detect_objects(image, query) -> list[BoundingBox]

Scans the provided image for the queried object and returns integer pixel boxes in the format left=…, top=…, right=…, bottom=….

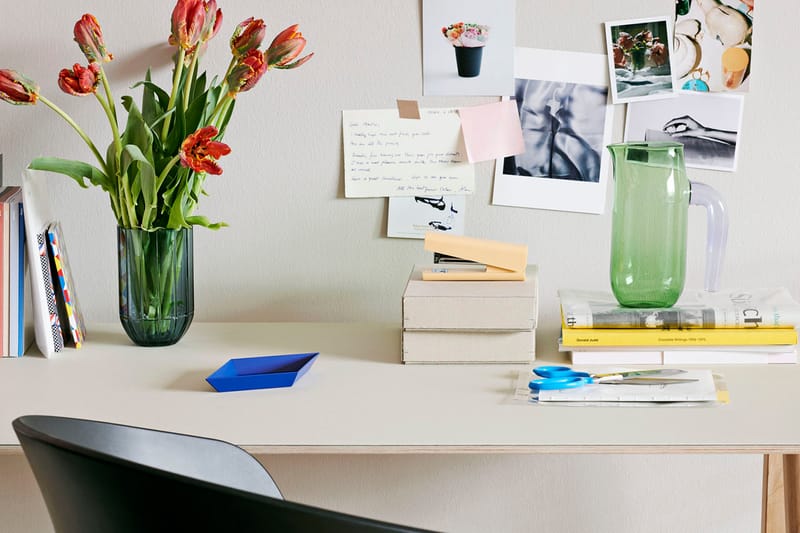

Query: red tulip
left=179, top=126, right=231, bottom=175
left=226, top=48, right=267, bottom=95
left=58, top=63, right=101, bottom=96
left=266, top=24, right=313, bottom=69
left=0, top=69, right=39, bottom=105
left=74, top=14, right=113, bottom=63
left=199, top=0, right=223, bottom=44
left=230, top=17, right=266, bottom=58
left=169, top=0, right=205, bottom=51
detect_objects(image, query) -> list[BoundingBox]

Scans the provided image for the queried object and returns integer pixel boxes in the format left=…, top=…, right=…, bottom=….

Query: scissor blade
left=600, top=378, right=699, bottom=386
left=593, top=369, right=687, bottom=379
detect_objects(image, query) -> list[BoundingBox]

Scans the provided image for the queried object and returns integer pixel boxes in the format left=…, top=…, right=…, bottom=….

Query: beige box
left=402, top=329, right=536, bottom=364
left=402, top=265, right=538, bottom=331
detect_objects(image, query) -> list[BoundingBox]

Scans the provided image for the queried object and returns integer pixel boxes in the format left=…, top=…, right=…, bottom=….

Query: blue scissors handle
left=533, top=365, right=591, bottom=379
left=529, top=365, right=594, bottom=392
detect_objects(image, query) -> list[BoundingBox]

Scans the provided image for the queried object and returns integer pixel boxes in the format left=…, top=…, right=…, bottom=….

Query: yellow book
left=560, top=325, right=798, bottom=347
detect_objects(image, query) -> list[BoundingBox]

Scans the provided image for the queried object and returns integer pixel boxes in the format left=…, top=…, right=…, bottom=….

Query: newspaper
left=559, top=288, right=800, bottom=329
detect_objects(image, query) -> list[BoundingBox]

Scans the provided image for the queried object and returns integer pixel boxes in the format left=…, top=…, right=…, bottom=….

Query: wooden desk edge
left=6, top=444, right=800, bottom=455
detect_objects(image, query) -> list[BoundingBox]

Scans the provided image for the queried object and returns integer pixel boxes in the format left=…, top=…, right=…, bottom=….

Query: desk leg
left=763, top=454, right=786, bottom=533
left=785, top=455, right=799, bottom=533
left=763, top=454, right=800, bottom=533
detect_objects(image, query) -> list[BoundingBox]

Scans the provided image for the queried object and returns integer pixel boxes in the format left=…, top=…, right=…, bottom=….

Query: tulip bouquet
left=0, top=1, right=312, bottom=346
left=0, top=0, right=312, bottom=231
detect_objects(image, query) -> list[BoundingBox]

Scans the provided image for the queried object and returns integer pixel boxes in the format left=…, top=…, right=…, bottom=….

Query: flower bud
left=74, top=14, right=113, bottom=63
left=266, top=24, right=313, bottom=69
left=226, top=48, right=267, bottom=95
left=58, top=63, right=102, bottom=96
left=230, top=17, right=266, bottom=58
left=0, top=69, right=39, bottom=105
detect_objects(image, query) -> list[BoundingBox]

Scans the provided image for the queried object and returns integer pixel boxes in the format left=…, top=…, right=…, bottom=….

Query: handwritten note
left=343, top=108, right=475, bottom=198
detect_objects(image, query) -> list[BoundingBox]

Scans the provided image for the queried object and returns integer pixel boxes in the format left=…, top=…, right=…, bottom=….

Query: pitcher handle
left=689, top=181, right=728, bottom=292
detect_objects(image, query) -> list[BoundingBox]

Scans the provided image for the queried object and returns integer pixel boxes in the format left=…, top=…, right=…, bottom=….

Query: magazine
left=559, top=288, right=800, bottom=329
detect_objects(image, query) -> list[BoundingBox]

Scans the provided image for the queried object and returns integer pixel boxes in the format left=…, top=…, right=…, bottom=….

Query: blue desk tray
left=206, top=352, right=319, bottom=392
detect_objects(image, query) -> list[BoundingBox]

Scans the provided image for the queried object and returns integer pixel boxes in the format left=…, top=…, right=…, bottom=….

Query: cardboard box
left=402, top=329, right=535, bottom=364
left=402, top=264, right=538, bottom=331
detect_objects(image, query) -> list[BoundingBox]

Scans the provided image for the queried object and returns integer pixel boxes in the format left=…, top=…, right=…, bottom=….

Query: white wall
left=1, top=0, right=793, bottom=531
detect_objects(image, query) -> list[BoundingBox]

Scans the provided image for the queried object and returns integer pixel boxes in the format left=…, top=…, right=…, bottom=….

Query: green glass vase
left=117, top=227, right=194, bottom=346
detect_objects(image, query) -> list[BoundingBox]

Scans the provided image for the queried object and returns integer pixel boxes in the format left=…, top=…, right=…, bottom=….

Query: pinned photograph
left=493, top=48, right=613, bottom=214
left=674, top=0, right=753, bottom=92
left=387, top=195, right=465, bottom=239
left=605, top=17, right=677, bottom=103
left=625, top=91, right=744, bottom=171
left=422, top=0, right=515, bottom=96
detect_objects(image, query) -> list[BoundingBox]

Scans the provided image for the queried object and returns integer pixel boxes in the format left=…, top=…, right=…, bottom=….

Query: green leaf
left=217, top=98, right=236, bottom=139
left=186, top=215, right=227, bottom=230
left=139, top=70, right=164, bottom=128
left=121, top=144, right=157, bottom=220
left=132, top=77, right=170, bottom=112
left=28, top=158, right=112, bottom=192
left=121, top=96, right=154, bottom=161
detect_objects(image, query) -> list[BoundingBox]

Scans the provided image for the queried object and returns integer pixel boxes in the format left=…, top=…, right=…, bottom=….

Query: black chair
left=13, top=415, right=435, bottom=533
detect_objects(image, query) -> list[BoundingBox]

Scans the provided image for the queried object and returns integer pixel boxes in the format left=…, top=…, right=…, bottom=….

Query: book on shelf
left=47, top=222, right=86, bottom=348
left=563, top=343, right=798, bottom=365
left=559, top=288, right=800, bottom=329
left=23, top=170, right=64, bottom=357
left=559, top=324, right=798, bottom=347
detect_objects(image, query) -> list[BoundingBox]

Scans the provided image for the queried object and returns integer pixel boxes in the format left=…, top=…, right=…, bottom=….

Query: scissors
left=528, top=365, right=695, bottom=392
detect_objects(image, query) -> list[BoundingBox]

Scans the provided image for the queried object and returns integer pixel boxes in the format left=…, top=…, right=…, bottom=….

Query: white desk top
left=1, top=323, right=798, bottom=454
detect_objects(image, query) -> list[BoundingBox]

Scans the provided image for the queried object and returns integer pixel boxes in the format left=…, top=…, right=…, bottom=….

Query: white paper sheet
left=343, top=108, right=474, bottom=198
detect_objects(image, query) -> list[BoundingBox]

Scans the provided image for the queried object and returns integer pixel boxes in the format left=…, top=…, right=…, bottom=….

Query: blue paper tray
left=206, top=352, right=319, bottom=392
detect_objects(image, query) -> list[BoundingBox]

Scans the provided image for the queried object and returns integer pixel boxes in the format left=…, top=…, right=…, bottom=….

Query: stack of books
left=0, top=186, right=33, bottom=357
left=401, top=264, right=538, bottom=363
left=558, top=288, right=800, bottom=365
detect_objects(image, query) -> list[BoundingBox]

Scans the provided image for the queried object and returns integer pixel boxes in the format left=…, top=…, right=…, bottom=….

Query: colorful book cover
left=36, top=231, right=63, bottom=354
left=47, top=222, right=85, bottom=348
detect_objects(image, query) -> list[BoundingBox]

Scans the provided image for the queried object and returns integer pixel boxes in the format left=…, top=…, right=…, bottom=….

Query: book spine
left=8, top=195, right=20, bottom=357
left=560, top=326, right=798, bottom=346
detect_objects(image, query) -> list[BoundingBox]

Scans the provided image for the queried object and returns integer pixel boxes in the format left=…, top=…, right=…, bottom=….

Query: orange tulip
left=0, top=69, right=39, bottom=105
left=230, top=17, right=266, bottom=58
left=74, top=14, right=113, bottom=63
left=58, top=63, right=102, bottom=96
left=226, top=48, right=267, bottom=95
left=266, top=24, right=313, bottom=69
left=180, top=126, right=231, bottom=175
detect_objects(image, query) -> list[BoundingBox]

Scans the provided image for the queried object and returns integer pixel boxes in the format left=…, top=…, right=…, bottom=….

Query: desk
left=0, top=323, right=797, bottom=531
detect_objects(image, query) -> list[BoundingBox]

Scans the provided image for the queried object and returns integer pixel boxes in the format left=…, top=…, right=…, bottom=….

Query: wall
left=1, top=0, right=794, bottom=531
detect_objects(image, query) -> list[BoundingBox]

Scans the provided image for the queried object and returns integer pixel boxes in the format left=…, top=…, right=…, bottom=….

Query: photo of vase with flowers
left=441, top=22, right=489, bottom=77
left=0, top=0, right=312, bottom=346
left=605, top=17, right=676, bottom=104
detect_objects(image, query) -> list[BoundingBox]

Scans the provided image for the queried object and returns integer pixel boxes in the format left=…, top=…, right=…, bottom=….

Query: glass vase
left=118, top=226, right=194, bottom=346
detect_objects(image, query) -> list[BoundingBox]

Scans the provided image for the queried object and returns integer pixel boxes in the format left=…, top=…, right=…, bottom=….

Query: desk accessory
left=528, top=365, right=696, bottom=391
left=608, top=142, right=727, bottom=307
left=402, top=264, right=538, bottom=363
left=422, top=232, right=528, bottom=281
left=206, top=352, right=319, bottom=392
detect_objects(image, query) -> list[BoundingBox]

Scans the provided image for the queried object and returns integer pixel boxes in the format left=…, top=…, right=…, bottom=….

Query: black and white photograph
left=605, top=17, right=677, bottom=104
left=624, top=91, right=744, bottom=171
left=493, top=48, right=613, bottom=214
left=387, top=195, right=466, bottom=239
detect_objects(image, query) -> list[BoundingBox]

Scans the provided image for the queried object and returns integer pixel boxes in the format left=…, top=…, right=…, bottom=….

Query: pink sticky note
left=458, top=100, right=525, bottom=163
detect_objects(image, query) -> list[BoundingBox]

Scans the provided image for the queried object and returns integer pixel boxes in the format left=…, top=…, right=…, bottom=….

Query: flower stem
left=182, top=51, right=199, bottom=113
left=38, top=95, right=108, bottom=175
left=161, top=48, right=186, bottom=144
left=99, top=65, right=117, bottom=123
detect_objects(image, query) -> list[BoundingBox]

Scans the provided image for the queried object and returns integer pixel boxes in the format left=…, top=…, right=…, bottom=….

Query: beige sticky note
left=397, top=99, right=421, bottom=119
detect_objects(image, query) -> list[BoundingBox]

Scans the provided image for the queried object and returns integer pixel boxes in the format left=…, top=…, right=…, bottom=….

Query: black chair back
left=14, top=415, right=434, bottom=533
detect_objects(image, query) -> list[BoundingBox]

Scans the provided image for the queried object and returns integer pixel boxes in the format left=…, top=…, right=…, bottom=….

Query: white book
left=22, top=170, right=63, bottom=357
left=568, top=346, right=797, bottom=365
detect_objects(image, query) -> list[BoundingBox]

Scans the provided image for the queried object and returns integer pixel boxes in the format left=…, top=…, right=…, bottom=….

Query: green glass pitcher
left=607, top=142, right=728, bottom=308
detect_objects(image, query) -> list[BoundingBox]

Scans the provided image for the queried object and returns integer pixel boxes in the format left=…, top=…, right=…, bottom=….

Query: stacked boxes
left=401, top=264, right=538, bottom=363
